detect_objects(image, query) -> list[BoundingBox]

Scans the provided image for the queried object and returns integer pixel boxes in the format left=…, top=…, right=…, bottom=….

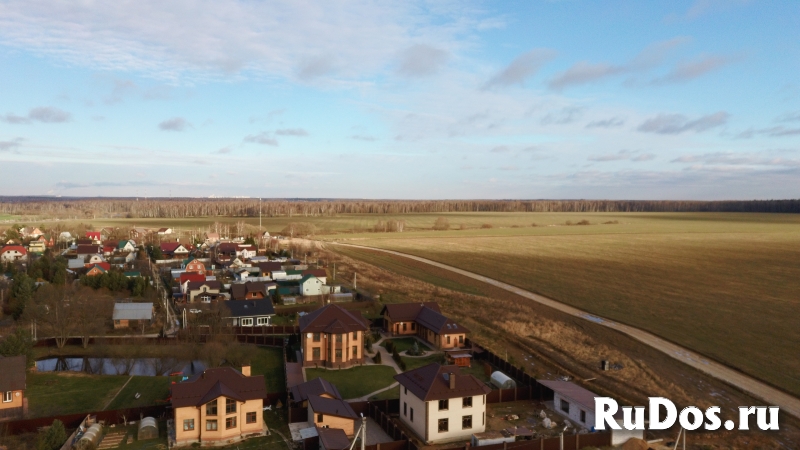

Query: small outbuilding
left=137, top=417, right=159, bottom=440
left=112, top=302, right=154, bottom=329
left=77, top=423, right=103, bottom=449
left=471, top=431, right=514, bottom=447
left=490, top=371, right=516, bottom=389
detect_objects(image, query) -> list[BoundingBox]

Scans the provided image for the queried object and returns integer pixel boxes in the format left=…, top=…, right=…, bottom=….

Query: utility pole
left=353, top=273, right=357, bottom=290
left=333, top=262, right=336, bottom=282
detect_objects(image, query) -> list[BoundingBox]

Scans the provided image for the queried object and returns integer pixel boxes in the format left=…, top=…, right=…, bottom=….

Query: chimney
left=449, top=373, right=456, bottom=390
left=242, top=365, right=251, bottom=377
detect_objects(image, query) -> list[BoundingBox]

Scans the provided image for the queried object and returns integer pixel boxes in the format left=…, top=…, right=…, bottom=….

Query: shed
left=113, top=303, right=154, bottom=329
left=447, top=352, right=472, bottom=367
left=490, top=371, right=516, bottom=389
left=137, top=417, right=158, bottom=440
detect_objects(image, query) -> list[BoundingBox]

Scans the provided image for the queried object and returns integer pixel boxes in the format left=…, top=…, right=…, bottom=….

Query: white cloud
left=483, top=49, right=557, bottom=89
left=158, top=117, right=191, bottom=131
left=637, top=111, right=729, bottom=134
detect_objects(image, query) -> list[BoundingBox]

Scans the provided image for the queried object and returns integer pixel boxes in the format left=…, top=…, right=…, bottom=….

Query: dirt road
left=330, top=242, right=800, bottom=419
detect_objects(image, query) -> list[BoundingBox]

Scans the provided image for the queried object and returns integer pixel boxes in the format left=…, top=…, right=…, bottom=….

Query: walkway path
left=348, top=335, right=401, bottom=402
left=331, top=242, right=800, bottom=419
left=102, top=375, right=133, bottom=411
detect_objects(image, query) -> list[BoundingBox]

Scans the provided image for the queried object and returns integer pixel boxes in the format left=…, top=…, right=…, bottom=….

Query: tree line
left=1, top=198, right=799, bottom=219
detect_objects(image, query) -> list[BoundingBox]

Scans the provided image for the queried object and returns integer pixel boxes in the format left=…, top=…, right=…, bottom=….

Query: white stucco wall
left=553, top=392, right=595, bottom=429
left=399, top=387, right=486, bottom=444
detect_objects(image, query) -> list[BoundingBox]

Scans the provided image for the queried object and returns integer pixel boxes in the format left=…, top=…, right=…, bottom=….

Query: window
left=335, top=349, right=342, bottom=359
left=483, top=412, right=485, bottom=426
left=580, top=410, right=586, bottom=423
left=257, top=317, right=268, bottom=325
left=206, top=401, right=217, bottom=416
left=438, top=399, right=449, bottom=411
left=352, top=332, right=357, bottom=339
left=462, top=415, right=472, bottom=429
left=352, top=346, right=358, bottom=359
left=483, top=395, right=485, bottom=405
left=411, top=323, right=416, bottom=331
left=404, top=387, right=408, bottom=395
left=225, top=417, right=237, bottom=429
left=446, top=335, right=451, bottom=344
left=312, top=348, right=320, bottom=359
left=402, top=323, right=407, bottom=331
left=183, top=419, right=194, bottom=431
left=560, top=399, right=570, bottom=413
left=410, top=408, right=414, bottom=422
left=336, top=334, right=343, bottom=343
left=459, top=335, right=464, bottom=344
left=313, top=333, right=321, bottom=342
left=3, top=392, right=12, bottom=403
left=206, top=420, right=218, bottom=431
left=463, top=397, right=472, bottom=408
left=403, top=402, right=407, bottom=416
left=438, top=418, right=449, bottom=432
left=241, top=318, right=253, bottom=326
left=226, top=398, right=237, bottom=414
left=247, top=412, right=258, bottom=424
left=317, top=414, right=324, bottom=423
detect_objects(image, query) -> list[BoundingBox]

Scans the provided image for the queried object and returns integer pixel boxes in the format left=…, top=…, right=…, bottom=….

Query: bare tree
left=26, top=285, right=79, bottom=349
left=73, top=287, right=113, bottom=348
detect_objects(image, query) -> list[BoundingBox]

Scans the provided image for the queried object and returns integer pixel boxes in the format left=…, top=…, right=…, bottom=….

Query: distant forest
left=1, top=197, right=799, bottom=218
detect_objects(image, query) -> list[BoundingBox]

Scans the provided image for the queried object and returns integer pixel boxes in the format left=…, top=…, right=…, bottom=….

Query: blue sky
left=1, top=0, right=798, bottom=199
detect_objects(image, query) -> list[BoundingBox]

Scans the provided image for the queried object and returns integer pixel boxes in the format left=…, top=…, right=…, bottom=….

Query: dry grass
left=337, top=213, right=800, bottom=397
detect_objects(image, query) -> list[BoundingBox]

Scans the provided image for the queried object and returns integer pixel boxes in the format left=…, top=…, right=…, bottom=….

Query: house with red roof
left=86, top=262, right=111, bottom=277
left=0, top=245, right=27, bottom=263
left=184, top=257, right=206, bottom=275
left=85, top=231, right=102, bottom=242
left=160, top=242, right=191, bottom=258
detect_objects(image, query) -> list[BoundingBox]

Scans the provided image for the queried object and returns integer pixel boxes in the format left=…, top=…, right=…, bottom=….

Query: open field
left=327, top=212, right=800, bottom=398
left=305, top=365, right=397, bottom=399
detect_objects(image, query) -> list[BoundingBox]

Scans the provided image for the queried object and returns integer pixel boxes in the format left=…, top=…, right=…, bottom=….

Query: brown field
left=323, top=212, right=800, bottom=399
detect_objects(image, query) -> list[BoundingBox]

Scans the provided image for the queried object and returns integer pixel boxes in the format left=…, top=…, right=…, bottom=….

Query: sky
left=0, top=0, right=799, bottom=200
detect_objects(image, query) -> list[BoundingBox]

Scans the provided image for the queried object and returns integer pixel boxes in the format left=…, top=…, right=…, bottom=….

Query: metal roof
left=536, top=379, right=599, bottom=410
left=112, top=303, right=154, bottom=320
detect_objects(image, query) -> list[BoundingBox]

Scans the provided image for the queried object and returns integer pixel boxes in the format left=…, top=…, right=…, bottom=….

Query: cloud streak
left=483, top=48, right=557, bottom=89
left=158, top=117, right=191, bottom=131
left=637, top=111, right=729, bottom=134
left=397, top=44, right=448, bottom=77
left=1, top=106, right=72, bottom=124
left=275, top=128, right=309, bottom=136
left=243, top=132, right=278, bottom=146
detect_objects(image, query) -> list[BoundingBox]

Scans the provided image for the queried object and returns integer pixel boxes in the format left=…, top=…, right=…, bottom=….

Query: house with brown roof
left=301, top=268, right=327, bottom=284
left=76, top=244, right=101, bottom=256
left=231, top=282, right=268, bottom=301
left=381, top=302, right=468, bottom=350
left=307, top=394, right=357, bottom=436
left=161, top=242, right=190, bottom=259
left=289, top=377, right=343, bottom=407
left=186, top=281, right=223, bottom=303
left=395, top=363, right=491, bottom=444
left=0, top=355, right=27, bottom=421
left=299, top=304, right=368, bottom=368
left=317, top=427, right=352, bottom=450
left=170, top=366, right=267, bottom=447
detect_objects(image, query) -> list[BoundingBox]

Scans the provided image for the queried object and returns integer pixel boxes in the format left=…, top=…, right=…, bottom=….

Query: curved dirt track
left=331, top=242, right=800, bottom=419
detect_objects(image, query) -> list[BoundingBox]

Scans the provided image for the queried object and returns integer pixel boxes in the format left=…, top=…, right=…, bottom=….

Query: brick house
left=307, top=395, right=357, bottom=436
left=299, top=304, right=368, bottom=368
left=381, top=302, right=469, bottom=350
left=184, top=257, right=206, bottom=275
left=0, top=355, right=26, bottom=421
left=395, top=363, right=491, bottom=444
left=170, top=367, right=266, bottom=447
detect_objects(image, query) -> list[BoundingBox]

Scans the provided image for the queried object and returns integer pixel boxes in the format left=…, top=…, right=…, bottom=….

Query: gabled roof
left=186, top=280, right=222, bottom=291
left=381, top=302, right=441, bottom=322
left=0, top=355, right=26, bottom=391
left=1, top=245, right=27, bottom=255
left=160, top=242, right=187, bottom=252
left=317, top=427, right=351, bottom=450
left=170, top=367, right=266, bottom=408
left=113, top=302, right=153, bottom=320
left=302, top=269, right=328, bottom=278
left=231, top=282, right=267, bottom=300
left=256, top=261, right=282, bottom=273
left=180, top=273, right=206, bottom=285
left=299, top=274, right=321, bottom=284
left=117, top=240, right=131, bottom=249
left=394, top=363, right=490, bottom=402
left=87, top=262, right=111, bottom=272
left=299, top=304, right=368, bottom=334
left=415, top=306, right=469, bottom=334
left=76, top=244, right=100, bottom=255
left=290, top=377, right=343, bottom=403
left=307, top=394, right=357, bottom=418
left=225, top=299, right=275, bottom=318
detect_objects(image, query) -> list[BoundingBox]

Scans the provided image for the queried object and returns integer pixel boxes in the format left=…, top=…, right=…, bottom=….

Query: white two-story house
left=395, top=363, right=491, bottom=444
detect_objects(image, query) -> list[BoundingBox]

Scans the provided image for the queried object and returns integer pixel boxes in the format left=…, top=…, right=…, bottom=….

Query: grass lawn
left=381, top=337, right=431, bottom=353
left=26, top=373, right=129, bottom=418
left=401, top=354, right=445, bottom=371
left=106, top=376, right=177, bottom=411
left=334, top=212, right=800, bottom=397
left=305, top=365, right=397, bottom=399
left=369, top=386, right=400, bottom=401
left=250, top=346, right=285, bottom=393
